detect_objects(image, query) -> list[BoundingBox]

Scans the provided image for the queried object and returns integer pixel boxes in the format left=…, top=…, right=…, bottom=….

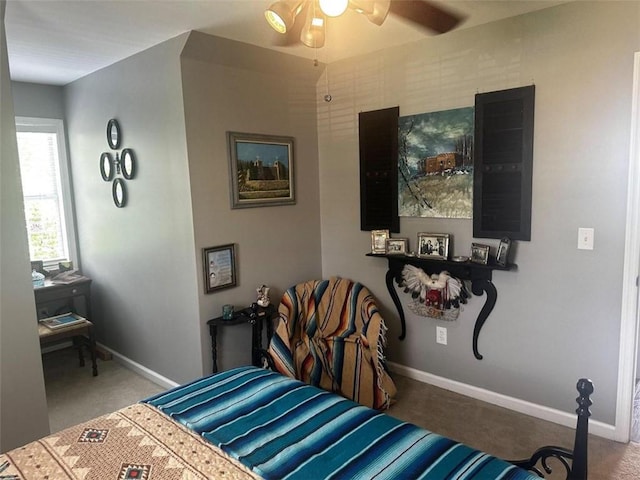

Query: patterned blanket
left=267, top=277, right=397, bottom=409
left=146, top=366, right=541, bottom=480
left=0, top=402, right=258, bottom=480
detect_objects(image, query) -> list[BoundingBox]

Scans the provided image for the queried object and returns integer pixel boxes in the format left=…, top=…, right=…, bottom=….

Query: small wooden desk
left=38, top=319, right=98, bottom=376
left=34, top=277, right=92, bottom=319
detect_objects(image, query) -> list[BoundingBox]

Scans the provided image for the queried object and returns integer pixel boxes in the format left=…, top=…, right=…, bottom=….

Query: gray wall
left=318, top=1, right=640, bottom=425
left=64, top=34, right=204, bottom=384
left=180, top=32, right=323, bottom=372
left=11, top=81, right=64, bottom=118
left=62, top=31, right=324, bottom=383
left=0, top=0, right=49, bottom=451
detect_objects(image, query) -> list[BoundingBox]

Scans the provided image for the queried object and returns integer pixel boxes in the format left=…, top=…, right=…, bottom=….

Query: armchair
left=266, top=277, right=397, bottom=409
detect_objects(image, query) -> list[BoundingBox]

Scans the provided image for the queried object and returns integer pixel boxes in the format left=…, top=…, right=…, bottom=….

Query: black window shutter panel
left=473, top=86, right=534, bottom=241
left=359, top=106, right=400, bottom=233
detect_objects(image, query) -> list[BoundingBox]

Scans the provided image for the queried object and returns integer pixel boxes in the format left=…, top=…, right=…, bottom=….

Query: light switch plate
left=578, top=227, right=594, bottom=250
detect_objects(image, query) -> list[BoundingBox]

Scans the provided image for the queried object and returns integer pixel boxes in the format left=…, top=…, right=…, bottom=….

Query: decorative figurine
left=256, top=285, right=270, bottom=307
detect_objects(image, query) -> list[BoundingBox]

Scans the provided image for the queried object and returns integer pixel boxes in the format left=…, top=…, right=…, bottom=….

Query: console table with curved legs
left=367, top=253, right=515, bottom=360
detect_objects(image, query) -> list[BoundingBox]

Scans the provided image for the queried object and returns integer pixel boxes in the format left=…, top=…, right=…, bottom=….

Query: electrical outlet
left=436, top=326, right=447, bottom=345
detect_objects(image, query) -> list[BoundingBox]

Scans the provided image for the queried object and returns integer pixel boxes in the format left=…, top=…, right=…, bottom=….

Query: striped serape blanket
left=144, top=366, right=540, bottom=480
left=267, top=277, right=397, bottom=410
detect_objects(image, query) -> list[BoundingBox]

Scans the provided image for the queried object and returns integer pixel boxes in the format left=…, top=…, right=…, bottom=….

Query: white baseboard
left=97, top=342, right=180, bottom=390
left=388, top=361, right=616, bottom=441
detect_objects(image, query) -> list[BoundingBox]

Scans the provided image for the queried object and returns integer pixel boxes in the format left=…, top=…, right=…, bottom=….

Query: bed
left=0, top=366, right=592, bottom=480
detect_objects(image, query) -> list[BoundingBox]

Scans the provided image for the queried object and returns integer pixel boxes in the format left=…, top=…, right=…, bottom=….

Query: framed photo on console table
left=496, top=237, right=511, bottom=266
left=470, top=243, right=490, bottom=265
left=386, top=238, right=408, bottom=255
left=371, top=229, right=390, bottom=254
left=227, top=131, right=295, bottom=209
left=203, top=244, right=237, bottom=293
left=417, top=233, right=449, bottom=260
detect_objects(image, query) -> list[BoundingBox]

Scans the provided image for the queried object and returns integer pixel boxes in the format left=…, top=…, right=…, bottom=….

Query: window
left=15, top=117, right=78, bottom=268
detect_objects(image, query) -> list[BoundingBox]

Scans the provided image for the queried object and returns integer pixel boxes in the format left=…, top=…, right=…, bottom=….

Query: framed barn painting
left=227, top=132, right=295, bottom=208
left=398, top=107, right=474, bottom=218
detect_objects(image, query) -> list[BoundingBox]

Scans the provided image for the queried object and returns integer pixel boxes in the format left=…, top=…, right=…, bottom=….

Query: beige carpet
left=44, top=348, right=639, bottom=479
left=388, top=375, right=640, bottom=479
left=42, top=347, right=164, bottom=433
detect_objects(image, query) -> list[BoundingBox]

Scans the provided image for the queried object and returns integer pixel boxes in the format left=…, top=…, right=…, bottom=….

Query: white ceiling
left=4, top=0, right=568, bottom=86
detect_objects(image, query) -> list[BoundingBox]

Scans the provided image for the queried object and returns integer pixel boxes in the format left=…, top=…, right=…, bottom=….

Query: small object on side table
left=32, top=269, right=45, bottom=287
left=256, top=285, right=270, bottom=307
left=222, top=304, right=234, bottom=320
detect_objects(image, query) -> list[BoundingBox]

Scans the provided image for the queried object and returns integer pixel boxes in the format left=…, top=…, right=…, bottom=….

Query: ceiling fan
left=265, top=0, right=463, bottom=49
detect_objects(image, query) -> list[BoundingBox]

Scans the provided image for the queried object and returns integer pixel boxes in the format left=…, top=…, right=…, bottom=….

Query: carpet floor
left=42, top=347, right=164, bottom=434
left=43, top=348, right=639, bottom=479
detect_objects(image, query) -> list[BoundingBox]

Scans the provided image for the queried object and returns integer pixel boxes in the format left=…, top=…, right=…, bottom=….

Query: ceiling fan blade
left=388, top=0, right=463, bottom=34
left=271, top=1, right=309, bottom=46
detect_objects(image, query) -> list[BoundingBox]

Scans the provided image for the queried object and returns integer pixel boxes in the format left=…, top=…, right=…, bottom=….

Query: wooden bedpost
left=569, top=378, right=593, bottom=480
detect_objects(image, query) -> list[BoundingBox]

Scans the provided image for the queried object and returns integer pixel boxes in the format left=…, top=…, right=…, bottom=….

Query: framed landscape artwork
left=398, top=107, right=474, bottom=218
left=227, top=132, right=295, bottom=208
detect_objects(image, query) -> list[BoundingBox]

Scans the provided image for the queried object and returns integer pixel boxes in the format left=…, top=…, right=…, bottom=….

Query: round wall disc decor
left=100, top=152, right=114, bottom=181
left=103, top=118, right=137, bottom=207
left=107, top=118, right=121, bottom=150
left=112, top=178, right=127, bottom=208
left=121, top=148, right=136, bottom=179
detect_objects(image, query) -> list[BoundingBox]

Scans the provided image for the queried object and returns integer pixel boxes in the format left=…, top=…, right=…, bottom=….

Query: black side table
left=206, top=303, right=276, bottom=373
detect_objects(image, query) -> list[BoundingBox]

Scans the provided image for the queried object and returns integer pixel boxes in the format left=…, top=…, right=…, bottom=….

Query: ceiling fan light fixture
left=348, top=0, right=374, bottom=15
left=300, top=5, right=326, bottom=48
left=365, top=0, right=391, bottom=26
left=265, top=10, right=288, bottom=34
left=265, top=0, right=304, bottom=34
left=319, top=0, right=348, bottom=17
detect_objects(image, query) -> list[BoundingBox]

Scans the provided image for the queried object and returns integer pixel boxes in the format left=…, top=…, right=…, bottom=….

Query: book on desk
left=49, top=270, right=90, bottom=285
left=39, top=312, right=86, bottom=330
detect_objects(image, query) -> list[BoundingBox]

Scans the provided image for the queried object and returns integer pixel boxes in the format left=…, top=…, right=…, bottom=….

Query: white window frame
left=15, top=116, right=79, bottom=269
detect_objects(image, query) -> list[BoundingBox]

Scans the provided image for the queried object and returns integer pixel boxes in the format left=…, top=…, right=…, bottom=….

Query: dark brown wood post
left=570, top=378, right=593, bottom=480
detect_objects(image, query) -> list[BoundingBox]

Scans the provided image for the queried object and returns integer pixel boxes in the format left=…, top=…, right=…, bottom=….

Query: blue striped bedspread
left=143, top=366, right=539, bottom=480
